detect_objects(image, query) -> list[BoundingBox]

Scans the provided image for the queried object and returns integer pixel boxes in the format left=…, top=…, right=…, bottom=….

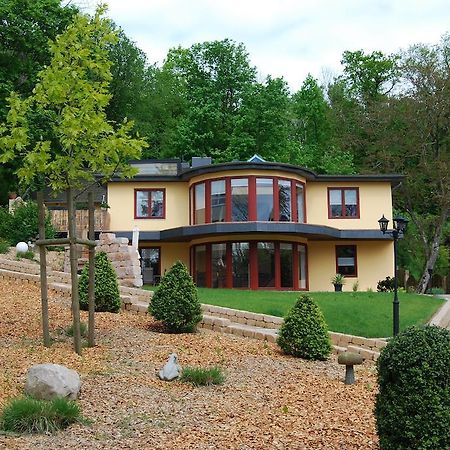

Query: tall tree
left=0, top=0, right=78, bottom=203
left=161, top=39, right=257, bottom=161
left=0, top=6, right=147, bottom=352
left=291, top=75, right=354, bottom=174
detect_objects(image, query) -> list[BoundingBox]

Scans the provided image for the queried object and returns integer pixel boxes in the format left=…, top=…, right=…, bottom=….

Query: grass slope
left=196, top=289, right=444, bottom=338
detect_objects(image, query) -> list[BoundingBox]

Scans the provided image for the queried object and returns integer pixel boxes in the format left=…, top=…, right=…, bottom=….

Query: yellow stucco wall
left=107, top=181, right=189, bottom=231
left=306, top=181, right=393, bottom=229
left=308, top=240, right=394, bottom=291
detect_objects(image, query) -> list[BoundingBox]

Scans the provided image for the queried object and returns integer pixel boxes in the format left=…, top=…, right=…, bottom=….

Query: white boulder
left=25, top=363, right=81, bottom=400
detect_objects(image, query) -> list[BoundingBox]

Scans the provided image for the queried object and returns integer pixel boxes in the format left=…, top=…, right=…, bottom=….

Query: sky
left=73, top=0, right=450, bottom=92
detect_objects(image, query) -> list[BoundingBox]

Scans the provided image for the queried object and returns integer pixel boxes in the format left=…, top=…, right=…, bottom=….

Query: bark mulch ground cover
left=0, top=278, right=379, bottom=449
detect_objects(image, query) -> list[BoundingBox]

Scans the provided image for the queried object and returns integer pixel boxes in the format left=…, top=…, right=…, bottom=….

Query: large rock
left=25, top=363, right=81, bottom=400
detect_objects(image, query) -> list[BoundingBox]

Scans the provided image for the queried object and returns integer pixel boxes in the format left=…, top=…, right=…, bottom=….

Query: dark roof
left=113, top=222, right=393, bottom=242
left=36, top=183, right=107, bottom=204
left=110, top=159, right=403, bottom=186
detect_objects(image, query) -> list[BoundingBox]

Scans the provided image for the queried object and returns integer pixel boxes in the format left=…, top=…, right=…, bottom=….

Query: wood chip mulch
left=0, top=279, right=379, bottom=449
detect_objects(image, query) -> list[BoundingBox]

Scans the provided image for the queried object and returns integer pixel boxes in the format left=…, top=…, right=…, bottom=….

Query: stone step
left=49, top=282, right=72, bottom=295
left=126, top=300, right=149, bottom=314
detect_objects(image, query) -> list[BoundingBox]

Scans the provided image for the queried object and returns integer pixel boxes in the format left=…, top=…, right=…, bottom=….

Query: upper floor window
left=328, top=188, right=359, bottom=218
left=191, top=176, right=305, bottom=224
left=135, top=189, right=165, bottom=219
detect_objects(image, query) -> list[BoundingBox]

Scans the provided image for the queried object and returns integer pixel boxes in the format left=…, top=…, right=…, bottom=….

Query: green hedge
left=277, top=294, right=332, bottom=360
left=149, top=261, right=202, bottom=333
left=375, top=325, right=450, bottom=449
left=78, top=251, right=121, bottom=313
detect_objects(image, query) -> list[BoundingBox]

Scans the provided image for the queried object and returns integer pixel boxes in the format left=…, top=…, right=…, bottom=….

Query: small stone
left=25, top=363, right=81, bottom=400
left=158, top=353, right=181, bottom=381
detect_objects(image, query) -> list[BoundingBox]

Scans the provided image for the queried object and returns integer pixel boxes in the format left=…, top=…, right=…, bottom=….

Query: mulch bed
left=0, top=279, right=379, bottom=449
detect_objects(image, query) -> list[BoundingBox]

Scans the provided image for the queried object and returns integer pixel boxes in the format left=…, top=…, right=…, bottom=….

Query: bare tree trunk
left=37, top=191, right=50, bottom=347
left=67, top=188, right=82, bottom=355
left=416, top=210, right=448, bottom=294
left=87, top=191, right=96, bottom=347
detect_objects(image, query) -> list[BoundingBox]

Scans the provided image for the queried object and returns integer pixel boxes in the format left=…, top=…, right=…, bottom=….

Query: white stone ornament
left=158, top=353, right=182, bottom=381
left=16, top=241, right=29, bottom=254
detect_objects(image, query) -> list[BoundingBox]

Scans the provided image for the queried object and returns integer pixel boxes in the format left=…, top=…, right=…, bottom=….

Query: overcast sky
left=74, top=0, right=449, bottom=92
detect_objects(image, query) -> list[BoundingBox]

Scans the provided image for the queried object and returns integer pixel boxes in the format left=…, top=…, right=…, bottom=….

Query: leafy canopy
left=0, top=5, right=146, bottom=192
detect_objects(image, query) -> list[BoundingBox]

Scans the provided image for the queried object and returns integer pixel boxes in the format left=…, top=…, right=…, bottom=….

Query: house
left=106, top=157, right=402, bottom=291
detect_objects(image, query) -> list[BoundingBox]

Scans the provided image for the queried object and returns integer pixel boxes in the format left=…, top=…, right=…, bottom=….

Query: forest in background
left=0, top=0, right=448, bottom=290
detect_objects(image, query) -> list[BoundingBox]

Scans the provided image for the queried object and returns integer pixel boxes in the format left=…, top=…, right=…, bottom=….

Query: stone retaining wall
left=201, top=304, right=387, bottom=360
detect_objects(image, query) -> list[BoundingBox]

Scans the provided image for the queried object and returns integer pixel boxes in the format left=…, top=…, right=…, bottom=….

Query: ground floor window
left=192, top=241, right=307, bottom=290
left=140, top=247, right=161, bottom=285
left=336, top=245, right=357, bottom=276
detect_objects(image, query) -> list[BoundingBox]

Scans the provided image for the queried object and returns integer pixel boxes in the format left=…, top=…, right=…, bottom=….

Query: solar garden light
left=378, top=215, right=409, bottom=336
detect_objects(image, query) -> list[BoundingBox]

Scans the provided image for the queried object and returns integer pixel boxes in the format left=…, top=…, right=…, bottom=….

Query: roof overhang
left=114, top=222, right=392, bottom=243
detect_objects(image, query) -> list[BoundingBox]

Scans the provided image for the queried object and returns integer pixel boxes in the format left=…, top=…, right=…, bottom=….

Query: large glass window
left=336, top=245, right=357, bottom=276
left=280, top=243, right=293, bottom=287
left=256, top=178, right=274, bottom=221
left=211, top=180, right=226, bottom=223
left=278, top=180, right=292, bottom=221
left=232, top=242, right=250, bottom=287
left=231, top=179, right=248, bottom=221
left=328, top=188, right=359, bottom=218
left=194, top=183, right=206, bottom=224
left=190, top=176, right=307, bottom=224
left=140, top=248, right=160, bottom=285
left=257, top=242, right=275, bottom=287
left=298, top=244, right=307, bottom=289
left=296, top=183, right=305, bottom=223
left=194, top=245, right=207, bottom=287
left=212, top=243, right=227, bottom=288
left=135, top=189, right=165, bottom=218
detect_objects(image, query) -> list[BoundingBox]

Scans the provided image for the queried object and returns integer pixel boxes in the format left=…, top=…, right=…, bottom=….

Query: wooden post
left=67, top=188, right=82, bottom=355
left=88, top=191, right=96, bottom=347
left=37, top=191, right=51, bottom=347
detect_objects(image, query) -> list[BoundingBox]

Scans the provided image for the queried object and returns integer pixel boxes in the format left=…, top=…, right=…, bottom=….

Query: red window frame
left=191, top=240, right=309, bottom=290
left=190, top=176, right=307, bottom=224
left=335, top=245, right=358, bottom=277
left=134, top=188, right=166, bottom=219
left=327, top=187, right=360, bottom=219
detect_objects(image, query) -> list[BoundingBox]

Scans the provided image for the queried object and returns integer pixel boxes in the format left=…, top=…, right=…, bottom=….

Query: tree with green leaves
left=0, top=6, right=146, bottom=353
left=0, top=0, right=78, bottom=204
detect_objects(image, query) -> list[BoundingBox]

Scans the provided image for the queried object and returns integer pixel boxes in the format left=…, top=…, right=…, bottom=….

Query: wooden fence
left=49, top=209, right=110, bottom=234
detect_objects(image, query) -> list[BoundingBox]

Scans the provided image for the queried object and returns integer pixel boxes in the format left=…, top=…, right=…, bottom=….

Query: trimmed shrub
left=180, top=366, right=225, bottom=386
left=78, top=251, right=121, bottom=313
left=375, top=325, right=450, bottom=450
left=149, top=261, right=202, bottom=332
left=0, top=396, right=82, bottom=434
left=277, top=294, right=332, bottom=360
left=377, top=276, right=395, bottom=292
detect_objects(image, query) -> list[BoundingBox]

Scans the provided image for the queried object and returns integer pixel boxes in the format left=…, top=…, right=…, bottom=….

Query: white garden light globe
left=16, top=242, right=29, bottom=254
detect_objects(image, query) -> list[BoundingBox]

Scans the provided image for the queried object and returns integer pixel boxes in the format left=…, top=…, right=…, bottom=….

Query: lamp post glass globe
left=378, top=215, right=389, bottom=234
left=16, top=242, right=29, bottom=254
left=393, top=216, right=409, bottom=234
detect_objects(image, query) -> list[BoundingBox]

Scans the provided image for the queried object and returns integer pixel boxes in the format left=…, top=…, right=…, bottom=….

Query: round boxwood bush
left=277, top=294, right=332, bottom=360
left=149, top=261, right=202, bottom=333
left=375, top=325, right=450, bottom=450
left=78, top=251, right=121, bottom=313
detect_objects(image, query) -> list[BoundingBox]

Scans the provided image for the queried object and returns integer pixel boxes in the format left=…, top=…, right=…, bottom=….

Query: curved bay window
left=191, top=176, right=306, bottom=224
left=192, top=241, right=307, bottom=290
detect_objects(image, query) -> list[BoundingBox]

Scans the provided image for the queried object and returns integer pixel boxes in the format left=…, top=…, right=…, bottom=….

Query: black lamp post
left=378, top=215, right=409, bottom=336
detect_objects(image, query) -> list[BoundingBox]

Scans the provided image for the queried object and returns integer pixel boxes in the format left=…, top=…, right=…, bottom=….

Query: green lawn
left=196, top=289, right=444, bottom=338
